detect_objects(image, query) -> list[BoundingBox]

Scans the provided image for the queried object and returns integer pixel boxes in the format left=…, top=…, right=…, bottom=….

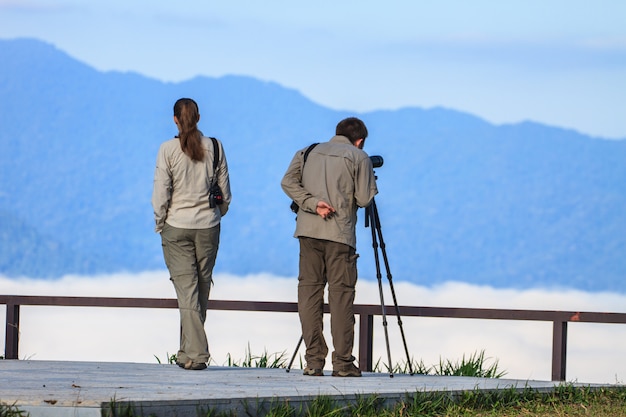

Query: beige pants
left=298, top=237, right=359, bottom=371
left=161, top=223, right=220, bottom=364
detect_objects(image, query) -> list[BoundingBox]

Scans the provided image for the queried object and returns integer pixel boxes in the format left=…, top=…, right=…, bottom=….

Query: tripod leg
left=371, top=200, right=414, bottom=375
left=286, top=335, right=303, bottom=373
left=367, top=204, right=394, bottom=378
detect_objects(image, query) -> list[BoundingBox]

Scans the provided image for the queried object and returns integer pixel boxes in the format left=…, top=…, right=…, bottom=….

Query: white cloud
left=1, top=273, right=625, bottom=384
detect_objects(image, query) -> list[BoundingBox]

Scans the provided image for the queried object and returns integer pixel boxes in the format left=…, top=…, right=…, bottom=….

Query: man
left=281, top=117, right=378, bottom=377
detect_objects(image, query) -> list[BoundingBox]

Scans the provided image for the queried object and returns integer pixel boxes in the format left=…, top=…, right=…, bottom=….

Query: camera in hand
left=209, top=183, right=223, bottom=208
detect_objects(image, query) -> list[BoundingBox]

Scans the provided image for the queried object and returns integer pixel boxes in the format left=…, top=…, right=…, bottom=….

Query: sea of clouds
left=1, top=272, right=625, bottom=384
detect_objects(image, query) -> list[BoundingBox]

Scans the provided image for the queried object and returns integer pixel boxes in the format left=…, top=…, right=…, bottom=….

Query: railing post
left=358, top=313, right=374, bottom=372
left=5, top=303, right=20, bottom=359
left=551, top=320, right=567, bottom=381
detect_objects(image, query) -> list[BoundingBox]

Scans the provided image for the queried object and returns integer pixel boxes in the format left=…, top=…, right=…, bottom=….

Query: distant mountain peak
left=1, top=38, right=625, bottom=292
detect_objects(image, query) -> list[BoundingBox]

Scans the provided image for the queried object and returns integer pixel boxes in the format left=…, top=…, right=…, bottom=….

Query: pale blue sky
left=1, top=0, right=625, bottom=138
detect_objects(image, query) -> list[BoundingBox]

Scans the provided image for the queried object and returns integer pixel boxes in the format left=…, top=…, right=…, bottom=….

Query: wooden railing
left=3, top=294, right=626, bottom=381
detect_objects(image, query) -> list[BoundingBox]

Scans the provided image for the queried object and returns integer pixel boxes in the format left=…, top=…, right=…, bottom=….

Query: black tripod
left=364, top=196, right=414, bottom=377
left=286, top=197, right=413, bottom=377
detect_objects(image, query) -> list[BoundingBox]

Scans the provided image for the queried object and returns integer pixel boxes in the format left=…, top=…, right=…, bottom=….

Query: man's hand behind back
left=316, top=200, right=336, bottom=219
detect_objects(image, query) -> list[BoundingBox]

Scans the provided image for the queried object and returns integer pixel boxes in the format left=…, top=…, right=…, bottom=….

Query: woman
left=152, top=98, right=231, bottom=370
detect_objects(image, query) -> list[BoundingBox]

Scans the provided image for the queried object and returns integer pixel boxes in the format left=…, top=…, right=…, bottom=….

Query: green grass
left=4, top=386, right=626, bottom=417
left=225, top=343, right=289, bottom=368
left=155, top=347, right=505, bottom=378
left=193, top=386, right=626, bottom=416
left=153, top=352, right=177, bottom=365
left=3, top=379, right=625, bottom=417
left=0, top=402, right=28, bottom=417
left=372, top=350, right=506, bottom=378
left=154, top=344, right=291, bottom=368
left=91, top=385, right=626, bottom=416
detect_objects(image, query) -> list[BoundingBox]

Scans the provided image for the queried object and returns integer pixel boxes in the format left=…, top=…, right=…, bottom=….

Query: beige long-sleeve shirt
left=281, top=135, right=378, bottom=248
left=152, top=136, right=231, bottom=233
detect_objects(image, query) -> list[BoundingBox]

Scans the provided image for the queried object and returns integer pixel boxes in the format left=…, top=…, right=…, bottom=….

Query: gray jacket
left=281, top=135, right=378, bottom=248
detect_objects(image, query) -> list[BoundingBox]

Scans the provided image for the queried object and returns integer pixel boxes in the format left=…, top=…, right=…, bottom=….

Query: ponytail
left=173, top=98, right=205, bottom=162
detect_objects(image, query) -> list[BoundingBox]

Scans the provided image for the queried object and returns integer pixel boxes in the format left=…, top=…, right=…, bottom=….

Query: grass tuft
left=372, top=349, right=506, bottom=378
left=225, top=343, right=289, bottom=368
left=153, top=352, right=177, bottom=365
left=0, top=402, right=28, bottom=417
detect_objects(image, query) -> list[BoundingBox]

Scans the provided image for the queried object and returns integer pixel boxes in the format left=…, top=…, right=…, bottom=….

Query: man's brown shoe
left=332, top=364, right=362, bottom=377
left=303, top=367, right=324, bottom=376
left=186, top=362, right=207, bottom=370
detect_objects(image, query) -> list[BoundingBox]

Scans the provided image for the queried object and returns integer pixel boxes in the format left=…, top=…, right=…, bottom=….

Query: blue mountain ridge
left=1, top=38, right=625, bottom=292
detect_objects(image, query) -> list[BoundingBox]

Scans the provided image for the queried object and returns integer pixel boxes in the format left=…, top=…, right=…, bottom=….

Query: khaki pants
left=298, top=237, right=359, bottom=371
left=161, top=223, right=220, bottom=364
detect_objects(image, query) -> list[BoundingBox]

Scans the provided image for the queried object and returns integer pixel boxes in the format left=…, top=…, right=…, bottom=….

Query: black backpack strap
left=290, top=143, right=319, bottom=214
left=303, top=143, right=318, bottom=163
left=210, top=137, right=219, bottom=171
